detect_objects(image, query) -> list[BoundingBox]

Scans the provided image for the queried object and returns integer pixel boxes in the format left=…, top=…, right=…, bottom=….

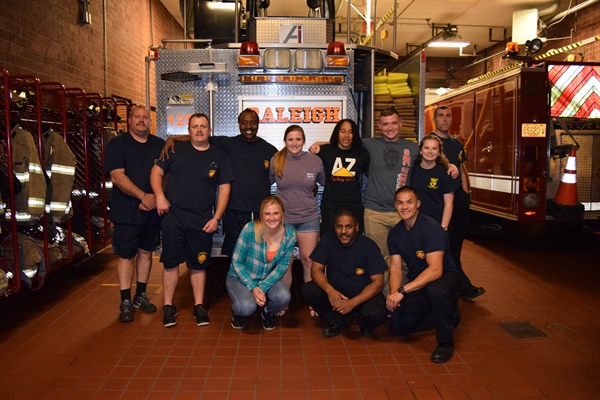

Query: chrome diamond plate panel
left=248, top=18, right=334, bottom=44
left=155, top=47, right=355, bottom=140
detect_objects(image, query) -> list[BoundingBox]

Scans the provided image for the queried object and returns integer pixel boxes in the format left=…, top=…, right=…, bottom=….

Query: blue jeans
left=226, top=275, right=291, bottom=316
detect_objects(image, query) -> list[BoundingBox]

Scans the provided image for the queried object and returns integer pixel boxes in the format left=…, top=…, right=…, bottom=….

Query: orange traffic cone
left=553, top=148, right=579, bottom=205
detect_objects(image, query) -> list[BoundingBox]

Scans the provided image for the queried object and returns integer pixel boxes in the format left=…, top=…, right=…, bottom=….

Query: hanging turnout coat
left=9, top=125, right=47, bottom=225
left=42, top=129, right=77, bottom=223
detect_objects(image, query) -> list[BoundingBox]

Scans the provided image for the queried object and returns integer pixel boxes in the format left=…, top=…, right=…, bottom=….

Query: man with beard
left=302, top=210, right=388, bottom=338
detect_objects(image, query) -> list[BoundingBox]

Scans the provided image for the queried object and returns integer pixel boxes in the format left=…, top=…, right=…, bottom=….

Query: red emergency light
left=238, top=41, right=261, bottom=67
left=240, top=41, right=260, bottom=55
left=325, top=42, right=349, bottom=68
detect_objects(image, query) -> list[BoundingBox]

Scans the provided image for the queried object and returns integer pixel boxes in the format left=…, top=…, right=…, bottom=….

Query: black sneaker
left=193, top=304, right=210, bottom=326
left=459, top=286, right=486, bottom=300
left=133, top=293, right=157, bottom=313
left=163, top=304, right=178, bottom=327
left=119, top=300, right=134, bottom=323
left=322, top=318, right=349, bottom=338
left=261, top=310, right=277, bottom=331
left=231, top=314, right=245, bottom=330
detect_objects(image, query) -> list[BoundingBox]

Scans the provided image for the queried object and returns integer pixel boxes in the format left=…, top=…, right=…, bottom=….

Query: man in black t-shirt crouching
left=302, top=210, right=388, bottom=338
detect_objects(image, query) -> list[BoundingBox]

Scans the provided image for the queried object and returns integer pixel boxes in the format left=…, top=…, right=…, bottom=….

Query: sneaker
left=322, top=318, right=349, bottom=338
left=119, top=300, right=134, bottom=323
left=261, top=310, right=277, bottom=331
left=231, top=314, right=245, bottom=330
left=133, top=293, right=157, bottom=313
left=163, top=304, right=178, bottom=327
left=459, top=286, right=486, bottom=300
left=193, top=304, right=210, bottom=326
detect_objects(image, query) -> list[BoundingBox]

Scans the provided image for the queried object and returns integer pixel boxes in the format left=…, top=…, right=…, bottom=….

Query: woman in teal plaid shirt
left=226, top=196, right=296, bottom=330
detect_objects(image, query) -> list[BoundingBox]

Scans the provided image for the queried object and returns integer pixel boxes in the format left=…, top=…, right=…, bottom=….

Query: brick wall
left=1, top=1, right=597, bottom=102
left=0, top=0, right=184, bottom=107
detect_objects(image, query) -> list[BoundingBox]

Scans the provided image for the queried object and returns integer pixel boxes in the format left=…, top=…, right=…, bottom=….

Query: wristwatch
left=398, top=286, right=406, bottom=296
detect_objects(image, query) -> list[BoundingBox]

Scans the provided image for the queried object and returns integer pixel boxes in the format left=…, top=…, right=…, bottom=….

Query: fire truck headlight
left=523, top=193, right=540, bottom=208
left=295, top=49, right=323, bottom=71
left=264, top=49, right=291, bottom=71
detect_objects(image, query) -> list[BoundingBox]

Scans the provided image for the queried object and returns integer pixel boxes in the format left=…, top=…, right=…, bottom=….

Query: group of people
left=104, top=104, right=485, bottom=364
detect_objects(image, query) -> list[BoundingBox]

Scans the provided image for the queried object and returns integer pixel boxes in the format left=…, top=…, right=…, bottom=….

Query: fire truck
left=151, top=14, right=402, bottom=253
left=152, top=12, right=599, bottom=232
left=424, top=62, right=600, bottom=231
left=153, top=16, right=396, bottom=152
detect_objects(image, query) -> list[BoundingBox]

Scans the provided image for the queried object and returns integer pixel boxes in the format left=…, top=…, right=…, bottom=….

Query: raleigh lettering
left=247, top=107, right=341, bottom=124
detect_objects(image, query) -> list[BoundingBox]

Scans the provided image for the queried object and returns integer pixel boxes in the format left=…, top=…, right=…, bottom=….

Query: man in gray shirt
left=361, top=108, right=419, bottom=264
left=310, top=108, right=457, bottom=293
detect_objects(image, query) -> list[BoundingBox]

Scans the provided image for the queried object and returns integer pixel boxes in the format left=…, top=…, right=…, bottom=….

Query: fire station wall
left=426, top=2, right=600, bottom=88
left=0, top=0, right=184, bottom=107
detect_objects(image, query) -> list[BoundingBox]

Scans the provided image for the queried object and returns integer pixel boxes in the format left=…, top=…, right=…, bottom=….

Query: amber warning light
left=325, top=42, right=349, bottom=68
left=239, top=75, right=346, bottom=84
left=238, top=41, right=262, bottom=67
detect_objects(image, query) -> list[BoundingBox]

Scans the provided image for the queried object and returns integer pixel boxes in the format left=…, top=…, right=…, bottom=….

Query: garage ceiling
left=159, top=0, right=573, bottom=58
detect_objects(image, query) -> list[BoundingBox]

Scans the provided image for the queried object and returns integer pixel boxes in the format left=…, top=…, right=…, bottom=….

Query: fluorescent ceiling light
left=428, top=41, right=470, bottom=48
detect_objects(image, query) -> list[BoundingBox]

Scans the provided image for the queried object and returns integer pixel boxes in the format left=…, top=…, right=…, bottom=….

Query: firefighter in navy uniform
left=430, top=106, right=485, bottom=300
left=387, top=186, right=461, bottom=363
left=152, top=113, right=233, bottom=328
left=104, top=106, right=165, bottom=322
left=161, top=108, right=277, bottom=257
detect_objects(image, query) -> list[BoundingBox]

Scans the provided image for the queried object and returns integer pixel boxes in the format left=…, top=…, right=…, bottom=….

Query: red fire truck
left=424, top=62, right=600, bottom=231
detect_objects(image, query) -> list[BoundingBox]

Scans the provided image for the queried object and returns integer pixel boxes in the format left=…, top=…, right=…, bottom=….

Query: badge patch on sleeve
left=416, top=250, right=425, bottom=259
left=355, top=268, right=365, bottom=275
left=198, top=252, right=208, bottom=264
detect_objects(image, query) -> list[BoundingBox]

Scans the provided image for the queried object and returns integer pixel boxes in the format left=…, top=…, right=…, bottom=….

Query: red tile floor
left=1, top=226, right=599, bottom=399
